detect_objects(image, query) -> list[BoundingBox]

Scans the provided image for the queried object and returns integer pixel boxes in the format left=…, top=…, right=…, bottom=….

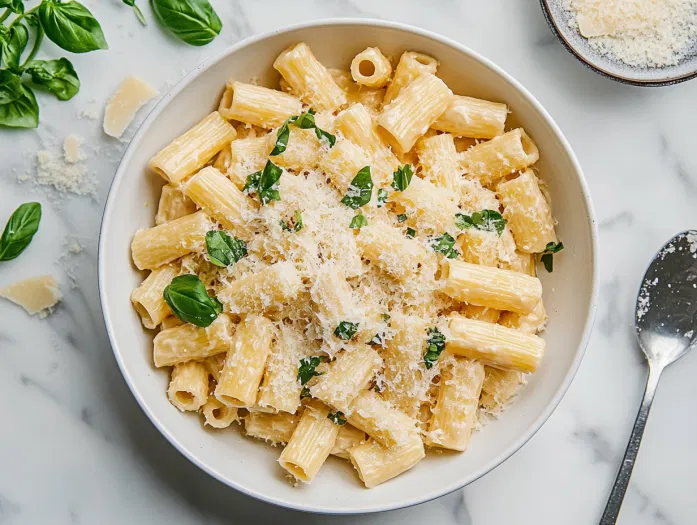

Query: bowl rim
left=539, top=0, right=697, bottom=87
left=98, top=17, right=599, bottom=515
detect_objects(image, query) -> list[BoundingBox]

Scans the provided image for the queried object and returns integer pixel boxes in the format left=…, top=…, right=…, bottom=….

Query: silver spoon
left=600, top=230, right=697, bottom=524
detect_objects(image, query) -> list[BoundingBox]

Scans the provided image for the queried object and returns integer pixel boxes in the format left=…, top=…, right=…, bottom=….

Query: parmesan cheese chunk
left=0, top=275, right=61, bottom=317
left=103, top=76, right=158, bottom=138
left=63, top=135, right=82, bottom=163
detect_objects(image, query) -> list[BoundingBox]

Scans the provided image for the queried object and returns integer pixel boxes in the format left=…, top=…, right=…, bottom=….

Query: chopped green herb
left=163, top=274, right=223, bottom=327
left=455, top=209, right=506, bottom=236
left=300, top=386, right=311, bottom=399
left=297, top=355, right=328, bottom=385
left=334, top=321, right=359, bottom=341
left=368, top=332, right=386, bottom=347
left=541, top=241, right=564, bottom=273
left=406, top=227, right=416, bottom=239
left=281, top=210, right=303, bottom=232
left=349, top=213, right=368, bottom=230
left=391, top=164, right=414, bottom=191
left=205, top=231, right=247, bottom=267
left=270, top=109, right=335, bottom=155
left=341, top=166, right=373, bottom=209
left=397, top=213, right=407, bottom=223
left=244, top=160, right=283, bottom=205
left=377, top=188, right=388, bottom=208
left=327, top=411, right=347, bottom=425
left=429, top=233, right=459, bottom=259
left=423, top=327, right=446, bottom=369
left=381, top=313, right=391, bottom=323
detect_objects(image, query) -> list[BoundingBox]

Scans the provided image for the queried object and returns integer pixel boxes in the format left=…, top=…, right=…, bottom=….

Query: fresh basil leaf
left=26, top=58, right=80, bottom=101
left=327, top=411, right=346, bottom=425
left=205, top=230, right=246, bottom=267
left=423, top=327, right=446, bottom=369
left=281, top=210, right=303, bottom=232
left=297, top=355, right=327, bottom=385
left=314, top=126, right=336, bottom=147
left=429, top=233, right=459, bottom=259
left=334, top=321, right=359, bottom=341
left=0, top=0, right=24, bottom=14
left=349, top=213, right=368, bottom=230
left=0, top=202, right=41, bottom=261
left=541, top=241, right=564, bottom=273
left=391, top=164, right=413, bottom=191
left=122, top=0, right=147, bottom=25
left=270, top=110, right=335, bottom=155
left=397, top=213, right=407, bottom=223
left=270, top=120, right=290, bottom=155
left=367, top=332, right=385, bottom=347
left=151, top=0, right=222, bottom=46
left=163, top=274, right=222, bottom=327
left=300, top=385, right=311, bottom=399
left=244, top=160, right=283, bottom=205
left=293, top=109, right=315, bottom=129
left=377, top=188, right=388, bottom=208
left=405, top=227, right=416, bottom=239
left=456, top=209, right=506, bottom=236
left=341, top=166, right=373, bottom=209
left=0, top=71, right=38, bottom=128
left=39, top=0, right=108, bottom=54
left=1, top=23, right=28, bottom=71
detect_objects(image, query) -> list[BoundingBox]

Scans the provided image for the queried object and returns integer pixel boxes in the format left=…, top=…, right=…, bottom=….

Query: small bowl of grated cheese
left=541, top=0, right=697, bottom=86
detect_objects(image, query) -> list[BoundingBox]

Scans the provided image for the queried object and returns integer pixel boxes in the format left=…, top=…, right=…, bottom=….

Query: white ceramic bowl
left=99, top=19, right=598, bottom=514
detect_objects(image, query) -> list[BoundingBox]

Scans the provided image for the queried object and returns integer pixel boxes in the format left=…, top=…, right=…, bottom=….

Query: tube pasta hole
left=176, top=391, right=195, bottom=404
left=359, top=60, right=376, bottom=77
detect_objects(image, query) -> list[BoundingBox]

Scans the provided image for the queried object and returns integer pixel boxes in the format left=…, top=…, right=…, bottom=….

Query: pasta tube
left=432, top=95, right=508, bottom=139
left=349, top=434, right=425, bottom=488
left=130, top=263, right=179, bottom=329
left=330, top=424, right=366, bottom=460
left=201, top=395, right=239, bottom=428
left=346, top=390, right=418, bottom=447
left=350, top=47, right=392, bottom=88
left=155, top=185, right=197, bottom=225
left=245, top=411, right=301, bottom=445
left=167, top=361, right=209, bottom=412
left=415, top=133, right=461, bottom=192
left=383, top=51, right=438, bottom=106
left=153, top=314, right=234, bottom=367
left=218, top=81, right=302, bottom=128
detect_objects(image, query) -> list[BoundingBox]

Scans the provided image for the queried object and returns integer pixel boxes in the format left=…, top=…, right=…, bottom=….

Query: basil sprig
left=423, top=327, right=446, bottom=369
left=334, top=321, right=359, bottom=341
left=429, top=233, right=459, bottom=259
left=0, top=1, right=24, bottom=14
left=163, top=274, right=223, bottom=327
left=541, top=241, right=564, bottom=273
left=26, top=58, right=79, bottom=100
left=349, top=212, right=368, bottom=230
left=151, top=0, right=222, bottom=47
left=0, top=70, right=38, bottom=128
left=281, top=210, right=303, bottom=232
left=298, top=355, right=328, bottom=385
left=205, top=230, right=247, bottom=267
left=38, top=0, right=108, bottom=53
left=327, top=411, right=347, bottom=425
left=122, top=0, right=146, bottom=25
left=455, top=209, right=506, bottom=236
left=1, top=23, right=28, bottom=70
left=0, top=201, right=41, bottom=261
left=391, top=164, right=413, bottom=191
left=341, top=166, right=373, bottom=209
left=270, top=109, right=336, bottom=156
left=244, top=160, right=283, bottom=205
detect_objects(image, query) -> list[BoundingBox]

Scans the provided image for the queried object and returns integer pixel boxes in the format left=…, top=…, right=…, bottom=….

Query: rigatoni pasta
left=131, top=41, right=562, bottom=489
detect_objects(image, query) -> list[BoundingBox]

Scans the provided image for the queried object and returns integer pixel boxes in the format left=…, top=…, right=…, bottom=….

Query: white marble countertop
left=1, top=1, right=696, bottom=524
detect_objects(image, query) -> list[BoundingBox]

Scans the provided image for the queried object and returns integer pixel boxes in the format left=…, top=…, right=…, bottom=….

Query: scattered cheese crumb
left=0, top=275, right=62, bottom=318
left=35, top=149, right=95, bottom=196
left=103, top=75, right=158, bottom=138
left=63, top=135, right=83, bottom=164
left=566, top=0, right=697, bottom=67
left=78, top=109, right=99, bottom=120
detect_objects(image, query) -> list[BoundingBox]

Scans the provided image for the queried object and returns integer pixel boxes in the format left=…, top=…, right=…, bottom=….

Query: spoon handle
left=599, top=363, right=663, bottom=525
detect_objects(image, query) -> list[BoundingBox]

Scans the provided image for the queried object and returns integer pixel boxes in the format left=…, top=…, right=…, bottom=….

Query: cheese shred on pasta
left=131, top=43, right=558, bottom=488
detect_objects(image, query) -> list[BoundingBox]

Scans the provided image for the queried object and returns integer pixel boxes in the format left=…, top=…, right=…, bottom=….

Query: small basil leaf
left=341, top=166, right=373, bottom=209
left=423, top=327, right=446, bottom=369
left=377, top=188, right=388, bottom=208
left=300, top=386, right=311, bottom=399
left=454, top=213, right=473, bottom=230
left=39, top=0, right=108, bottom=54
left=205, top=230, right=247, bottom=267
left=0, top=201, right=41, bottom=261
left=456, top=210, right=507, bottom=236
left=334, top=321, right=359, bottom=341
left=26, top=58, right=80, bottom=101
left=314, top=126, right=336, bottom=147
left=270, top=120, right=290, bottom=155
left=0, top=0, right=24, bottom=14
left=293, top=110, right=315, bottom=129
left=163, top=274, right=222, bottom=327
left=391, top=164, right=413, bottom=191
left=1, top=23, right=28, bottom=71
left=397, top=213, right=407, bottom=223
left=0, top=71, right=38, bottom=128
left=327, top=411, right=347, bottom=425
left=243, top=170, right=261, bottom=193
left=349, top=213, right=368, bottom=230
left=541, top=241, right=564, bottom=273
left=122, top=0, right=147, bottom=25
left=405, top=227, right=416, bottom=239
left=297, top=355, right=328, bottom=385
left=151, top=0, right=222, bottom=47
left=429, top=233, right=459, bottom=259
left=244, top=161, right=283, bottom=205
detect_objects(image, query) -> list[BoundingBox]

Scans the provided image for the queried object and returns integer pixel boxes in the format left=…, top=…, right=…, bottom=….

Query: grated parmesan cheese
left=34, top=147, right=95, bottom=197
left=0, top=275, right=61, bottom=317
left=566, top=0, right=697, bottom=67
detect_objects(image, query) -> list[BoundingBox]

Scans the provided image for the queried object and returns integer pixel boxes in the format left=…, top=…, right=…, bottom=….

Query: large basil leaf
left=205, top=230, right=247, bottom=267
left=0, top=202, right=42, bottom=261
left=151, top=0, right=222, bottom=47
left=0, top=70, right=38, bottom=128
left=163, top=274, right=223, bottom=327
left=1, top=23, right=29, bottom=71
left=26, top=58, right=80, bottom=101
left=0, top=0, right=25, bottom=14
left=39, top=0, right=108, bottom=54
